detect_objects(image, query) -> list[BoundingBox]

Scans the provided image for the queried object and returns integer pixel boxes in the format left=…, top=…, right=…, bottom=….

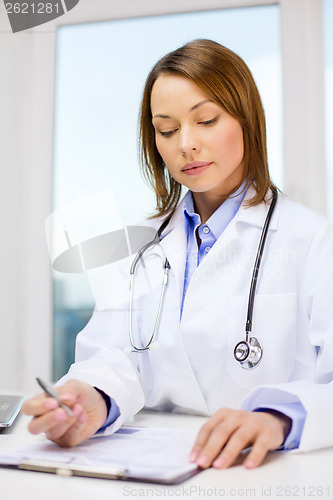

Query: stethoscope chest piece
left=234, top=337, right=263, bottom=369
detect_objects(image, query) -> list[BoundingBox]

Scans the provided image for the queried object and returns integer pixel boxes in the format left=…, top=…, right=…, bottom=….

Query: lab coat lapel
left=236, top=186, right=279, bottom=230
left=157, top=203, right=210, bottom=413
left=199, top=186, right=280, bottom=264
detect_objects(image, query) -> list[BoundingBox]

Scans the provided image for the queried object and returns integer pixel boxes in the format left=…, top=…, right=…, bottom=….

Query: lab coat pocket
left=227, top=293, right=297, bottom=390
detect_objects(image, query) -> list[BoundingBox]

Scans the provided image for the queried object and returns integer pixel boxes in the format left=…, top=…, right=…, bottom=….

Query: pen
left=36, top=377, right=73, bottom=416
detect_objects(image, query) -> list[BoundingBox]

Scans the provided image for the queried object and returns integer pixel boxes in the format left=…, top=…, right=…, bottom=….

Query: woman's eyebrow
left=152, top=100, right=213, bottom=120
left=190, top=99, right=212, bottom=112
left=152, top=113, right=171, bottom=119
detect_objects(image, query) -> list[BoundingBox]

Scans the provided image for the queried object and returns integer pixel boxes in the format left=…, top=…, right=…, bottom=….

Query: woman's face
left=151, top=74, right=244, bottom=206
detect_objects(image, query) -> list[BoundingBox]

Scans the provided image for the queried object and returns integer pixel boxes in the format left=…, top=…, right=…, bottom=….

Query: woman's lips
left=181, top=161, right=213, bottom=176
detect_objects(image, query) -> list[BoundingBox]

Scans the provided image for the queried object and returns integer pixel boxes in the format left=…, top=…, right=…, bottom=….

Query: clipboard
left=0, top=426, right=202, bottom=485
left=9, top=459, right=200, bottom=485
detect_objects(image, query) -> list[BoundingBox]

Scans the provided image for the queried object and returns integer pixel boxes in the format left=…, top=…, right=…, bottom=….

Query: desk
left=1, top=409, right=332, bottom=500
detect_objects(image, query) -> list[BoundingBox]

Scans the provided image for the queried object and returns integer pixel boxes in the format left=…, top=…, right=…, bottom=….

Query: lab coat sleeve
left=241, top=221, right=333, bottom=452
left=57, top=307, right=145, bottom=435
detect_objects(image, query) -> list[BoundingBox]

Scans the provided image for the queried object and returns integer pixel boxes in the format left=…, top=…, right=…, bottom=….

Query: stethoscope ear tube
left=128, top=215, right=172, bottom=352
left=129, top=216, right=172, bottom=276
left=234, top=188, right=278, bottom=369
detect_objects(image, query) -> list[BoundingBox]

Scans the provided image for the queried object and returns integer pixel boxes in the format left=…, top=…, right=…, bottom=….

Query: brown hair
left=139, top=39, right=274, bottom=217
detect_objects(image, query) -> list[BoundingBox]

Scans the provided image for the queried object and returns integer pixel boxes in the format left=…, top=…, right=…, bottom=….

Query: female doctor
left=23, top=39, right=333, bottom=470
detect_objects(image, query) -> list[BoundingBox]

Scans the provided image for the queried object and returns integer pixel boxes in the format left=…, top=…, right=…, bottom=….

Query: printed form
left=0, top=427, right=200, bottom=484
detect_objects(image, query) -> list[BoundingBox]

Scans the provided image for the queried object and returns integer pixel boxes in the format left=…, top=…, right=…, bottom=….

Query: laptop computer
left=0, top=396, right=24, bottom=428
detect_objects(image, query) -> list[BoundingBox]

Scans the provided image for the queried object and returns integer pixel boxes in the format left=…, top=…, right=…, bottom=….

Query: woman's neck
left=192, top=192, right=228, bottom=224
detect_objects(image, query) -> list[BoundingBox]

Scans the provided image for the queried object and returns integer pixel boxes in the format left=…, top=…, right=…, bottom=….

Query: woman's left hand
left=189, top=408, right=292, bottom=470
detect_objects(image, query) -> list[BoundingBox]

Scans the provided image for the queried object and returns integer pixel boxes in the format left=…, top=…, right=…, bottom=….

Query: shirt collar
left=183, top=182, right=248, bottom=240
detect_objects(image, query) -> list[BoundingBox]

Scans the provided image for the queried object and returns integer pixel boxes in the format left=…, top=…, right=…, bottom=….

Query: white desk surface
left=1, top=408, right=332, bottom=500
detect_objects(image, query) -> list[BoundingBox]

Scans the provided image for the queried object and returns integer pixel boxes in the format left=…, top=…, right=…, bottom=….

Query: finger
left=22, top=394, right=57, bottom=417
left=56, top=380, right=87, bottom=404
left=212, top=427, right=255, bottom=469
left=22, top=382, right=78, bottom=418
left=195, top=419, right=242, bottom=469
left=243, top=420, right=283, bottom=470
left=56, top=386, right=78, bottom=403
left=243, top=436, right=272, bottom=469
left=45, top=419, right=77, bottom=442
left=28, top=407, right=69, bottom=434
left=50, top=412, right=90, bottom=447
left=189, top=425, right=211, bottom=462
left=190, top=409, right=229, bottom=462
left=28, top=402, right=82, bottom=435
left=45, top=406, right=84, bottom=442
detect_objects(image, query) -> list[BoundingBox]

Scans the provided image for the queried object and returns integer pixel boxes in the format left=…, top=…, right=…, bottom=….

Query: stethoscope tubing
left=128, top=187, right=278, bottom=364
left=245, top=187, right=278, bottom=341
left=129, top=217, right=171, bottom=351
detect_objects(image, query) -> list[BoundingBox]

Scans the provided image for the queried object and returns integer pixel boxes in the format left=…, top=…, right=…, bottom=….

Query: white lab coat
left=60, top=187, right=333, bottom=452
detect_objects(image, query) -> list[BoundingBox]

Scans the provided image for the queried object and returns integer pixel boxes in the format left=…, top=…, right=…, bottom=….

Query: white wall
left=0, top=0, right=325, bottom=392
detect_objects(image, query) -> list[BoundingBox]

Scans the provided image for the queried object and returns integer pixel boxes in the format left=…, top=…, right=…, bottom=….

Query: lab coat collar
left=235, top=185, right=280, bottom=230
left=158, top=185, right=279, bottom=287
left=162, top=184, right=280, bottom=234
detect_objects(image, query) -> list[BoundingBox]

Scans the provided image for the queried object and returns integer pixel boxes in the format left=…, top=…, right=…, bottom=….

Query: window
left=52, top=5, right=282, bottom=380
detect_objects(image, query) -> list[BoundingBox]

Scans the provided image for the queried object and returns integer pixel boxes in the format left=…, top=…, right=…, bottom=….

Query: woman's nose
left=179, top=128, right=200, bottom=156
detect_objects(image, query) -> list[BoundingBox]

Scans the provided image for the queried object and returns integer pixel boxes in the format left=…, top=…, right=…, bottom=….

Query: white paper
left=0, top=427, right=198, bottom=481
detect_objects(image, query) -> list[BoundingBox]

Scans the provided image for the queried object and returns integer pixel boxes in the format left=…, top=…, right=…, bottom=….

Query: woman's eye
left=199, top=117, right=218, bottom=126
left=160, top=129, right=177, bottom=137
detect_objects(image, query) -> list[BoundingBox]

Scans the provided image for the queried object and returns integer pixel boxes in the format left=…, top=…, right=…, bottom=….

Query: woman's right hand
left=21, top=379, right=108, bottom=447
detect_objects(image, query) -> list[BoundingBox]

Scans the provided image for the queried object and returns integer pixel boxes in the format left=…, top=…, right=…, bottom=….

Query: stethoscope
left=128, top=188, right=278, bottom=370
